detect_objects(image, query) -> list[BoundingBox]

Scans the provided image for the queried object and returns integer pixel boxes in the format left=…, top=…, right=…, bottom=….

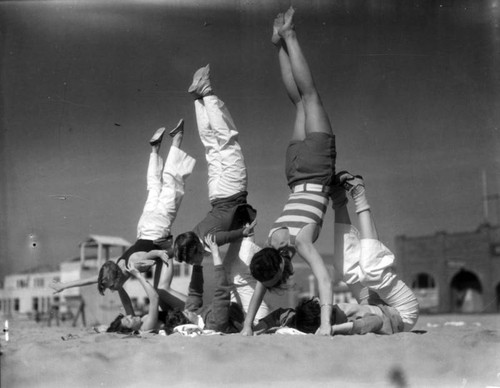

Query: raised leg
left=279, top=7, right=333, bottom=137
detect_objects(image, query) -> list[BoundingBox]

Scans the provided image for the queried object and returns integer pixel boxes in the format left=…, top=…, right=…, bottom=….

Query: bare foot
left=272, top=13, right=284, bottom=46
left=278, top=6, right=295, bottom=38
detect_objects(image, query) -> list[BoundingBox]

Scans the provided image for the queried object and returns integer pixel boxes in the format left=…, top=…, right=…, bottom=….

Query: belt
left=292, top=183, right=330, bottom=194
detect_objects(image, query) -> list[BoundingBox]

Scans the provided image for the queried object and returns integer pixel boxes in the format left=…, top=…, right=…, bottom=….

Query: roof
left=19, top=263, right=60, bottom=274
left=79, top=234, right=131, bottom=248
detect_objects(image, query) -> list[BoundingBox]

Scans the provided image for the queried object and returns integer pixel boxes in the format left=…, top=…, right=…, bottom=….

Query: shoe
left=335, top=171, right=365, bottom=199
left=188, top=64, right=212, bottom=98
left=149, top=127, right=167, bottom=146
left=169, top=118, right=184, bottom=137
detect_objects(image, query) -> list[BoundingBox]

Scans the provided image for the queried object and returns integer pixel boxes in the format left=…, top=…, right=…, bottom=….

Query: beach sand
left=2, top=314, right=500, bottom=388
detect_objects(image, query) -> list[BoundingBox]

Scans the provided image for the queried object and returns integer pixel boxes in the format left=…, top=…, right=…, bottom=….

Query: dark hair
left=163, top=309, right=190, bottom=334
left=295, top=298, right=321, bottom=334
left=97, top=261, right=123, bottom=295
left=174, top=232, right=203, bottom=263
left=106, top=313, right=134, bottom=333
left=249, top=247, right=294, bottom=290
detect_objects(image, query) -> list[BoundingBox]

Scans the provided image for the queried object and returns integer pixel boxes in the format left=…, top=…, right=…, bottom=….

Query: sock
left=351, top=184, right=370, bottom=214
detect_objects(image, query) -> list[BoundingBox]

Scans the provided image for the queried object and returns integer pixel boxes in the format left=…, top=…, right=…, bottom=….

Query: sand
left=2, top=314, right=500, bottom=388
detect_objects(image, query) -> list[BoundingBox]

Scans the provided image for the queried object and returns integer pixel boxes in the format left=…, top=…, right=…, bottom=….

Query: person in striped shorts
left=241, top=7, right=337, bottom=336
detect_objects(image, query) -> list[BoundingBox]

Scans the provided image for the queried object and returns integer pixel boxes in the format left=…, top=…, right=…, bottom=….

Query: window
left=184, top=264, right=190, bottom=277
left=412, top=273, right=436, bottom=289
left=14, top=298, right=20, bottom=312
left=173, top=264, right=181, bottom=277
left=16, top=279, right=28, bottom=288
left=34, top=278, right=44, bottom=288
left=32, top=297, right=39, bottom=311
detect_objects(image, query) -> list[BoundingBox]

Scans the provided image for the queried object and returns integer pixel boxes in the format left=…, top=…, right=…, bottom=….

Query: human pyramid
left=51, top=7, right=419, bottom=337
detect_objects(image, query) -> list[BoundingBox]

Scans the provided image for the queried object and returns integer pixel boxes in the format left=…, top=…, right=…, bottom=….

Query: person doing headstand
left=330, top=171, right=420, bottom=332
left=50, top=122, right=195, bottom=314
left=242, top=7, right=336, bottom=336
left=174, top=65, right=256, bottom=265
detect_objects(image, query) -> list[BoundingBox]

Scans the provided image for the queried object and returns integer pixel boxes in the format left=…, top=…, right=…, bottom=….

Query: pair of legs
left=333, top=175, right=419, bottom=331
left=272, top=7, right=335, bottom=336
left=126, top=124, right=196, bottom=309
left=137, top=121, right=195, bottom=242
left=192, top=71, right=247, bottom=202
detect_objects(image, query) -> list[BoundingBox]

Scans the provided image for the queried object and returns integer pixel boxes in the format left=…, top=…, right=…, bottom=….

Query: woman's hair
left=97, top=261, right=123, bottom=295
left=174, top=232, right=203, bottom=263
left=249, top=247, right=294, bottom=290
left=106, top=313, right=135, bottom=333
left=295, top=298, right=321, bottom=334
left=163, top=309, right=190, bottom=334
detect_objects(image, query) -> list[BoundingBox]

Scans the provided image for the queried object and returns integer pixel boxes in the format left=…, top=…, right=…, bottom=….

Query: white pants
left=137, top=146, right=196, bottom=240
left=335, top=223, right=419, bottom=331
left=194, top=95, right=247, bottom=201
left=224, top=237, right=272, bottom=323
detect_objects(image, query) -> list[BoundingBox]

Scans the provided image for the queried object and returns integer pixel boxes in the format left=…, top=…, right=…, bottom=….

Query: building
left=0, top=235, right=192, bottom=325
left=395, top=223, right=500, bottom=313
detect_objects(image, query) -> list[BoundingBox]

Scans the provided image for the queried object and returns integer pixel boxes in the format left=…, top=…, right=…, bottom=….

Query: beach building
left=0, top=235, right=192, bottom=325
left=395, top=223, right=500, bottom=313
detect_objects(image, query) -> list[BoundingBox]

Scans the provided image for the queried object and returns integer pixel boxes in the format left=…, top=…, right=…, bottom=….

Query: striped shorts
left=269, top=190, right=329, bottom=247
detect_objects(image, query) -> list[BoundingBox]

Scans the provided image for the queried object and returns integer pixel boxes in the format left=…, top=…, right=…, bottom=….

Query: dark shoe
left=169, top=119, right=184, bottom=137
left=150, top=127, right=167, bottom=146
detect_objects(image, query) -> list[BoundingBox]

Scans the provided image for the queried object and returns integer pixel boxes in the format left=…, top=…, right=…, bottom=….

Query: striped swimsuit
left=268, top=190, right=329, bottom=249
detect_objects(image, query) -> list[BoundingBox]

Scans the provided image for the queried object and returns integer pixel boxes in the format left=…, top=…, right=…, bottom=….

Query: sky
left=1, top=0, right=500, bottom=280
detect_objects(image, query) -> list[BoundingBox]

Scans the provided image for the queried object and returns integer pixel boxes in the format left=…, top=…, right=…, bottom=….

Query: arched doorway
left=450, top=270, right=483, bottom=313
left=411, top=273, right=438, bottom=312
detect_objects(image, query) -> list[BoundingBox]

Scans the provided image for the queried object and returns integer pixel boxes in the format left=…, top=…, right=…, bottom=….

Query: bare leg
left=279, top=7, right=333, bottom=137
left=274, top=13, right=305, bottom=142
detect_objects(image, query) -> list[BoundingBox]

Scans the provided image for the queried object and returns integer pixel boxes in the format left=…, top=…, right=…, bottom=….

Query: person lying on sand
left=50, top=122, right=195, bottom=315
left=241, top=7, right=338, bottom=337
left=106, top=264, right=175, bottom=333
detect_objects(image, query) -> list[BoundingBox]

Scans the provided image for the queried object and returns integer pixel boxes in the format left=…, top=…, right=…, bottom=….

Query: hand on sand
left=241, top=326, right=254, bottom=336
left=315, top=324, right=332, bottom=337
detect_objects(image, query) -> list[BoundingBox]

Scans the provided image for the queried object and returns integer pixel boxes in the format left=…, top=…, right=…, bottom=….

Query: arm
left=184, top=265, right=204, bottom=311
left=349, top=315, right=384, bottom=335
left=49, top=275, right=99, bottom=294
left=330, top=322, right=354, bottom=335
left=204, top=234, right=231, bottom=332
left=214, top=220, right=257, bottom=246
left=295, top=224, right=333, bottom=336
left=117, top=287, right=135, bottom=316
left=127, top=250, right=170, bottom=273
left=241, top=281, right=267, bottom=336
left=126, top=266, right=159, bottom=332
